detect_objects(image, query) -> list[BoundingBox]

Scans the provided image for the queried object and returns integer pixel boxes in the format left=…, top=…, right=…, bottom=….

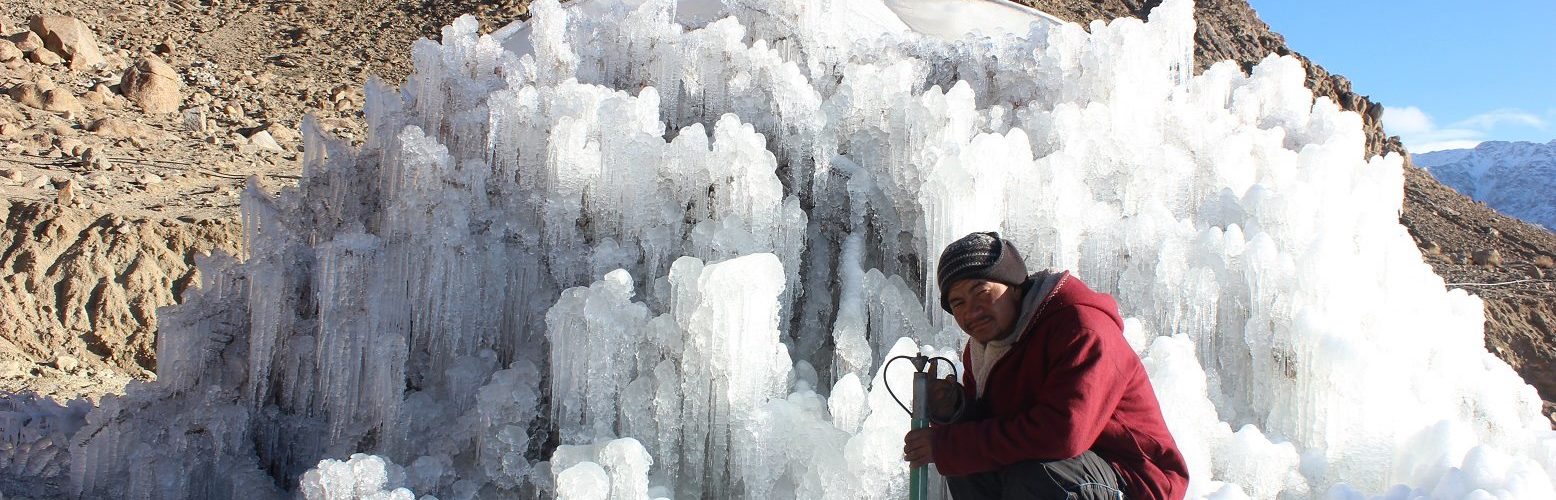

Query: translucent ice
left=299, top=454, right=417, bottom=500
left=59, top=0, right=1556, bottom=497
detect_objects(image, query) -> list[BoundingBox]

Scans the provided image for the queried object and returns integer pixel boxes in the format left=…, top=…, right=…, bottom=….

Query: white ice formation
left=51, top=0, right=1556, bottom=498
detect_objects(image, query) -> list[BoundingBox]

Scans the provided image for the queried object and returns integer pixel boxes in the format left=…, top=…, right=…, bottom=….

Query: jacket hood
left=1021, top=271, right=1124, bottom=335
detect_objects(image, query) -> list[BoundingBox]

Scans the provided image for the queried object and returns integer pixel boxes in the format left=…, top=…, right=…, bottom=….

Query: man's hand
left=927, top=363, right=962, bottom=422
left=903, top=427, right=935, bottom=469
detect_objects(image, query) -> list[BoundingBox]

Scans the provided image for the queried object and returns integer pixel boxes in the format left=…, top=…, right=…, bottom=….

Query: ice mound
left=56, top=0, right=1556, bottom=498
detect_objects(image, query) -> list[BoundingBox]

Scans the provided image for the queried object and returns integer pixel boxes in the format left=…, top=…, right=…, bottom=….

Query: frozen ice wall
left=60, top=0, right=1556, bottom=498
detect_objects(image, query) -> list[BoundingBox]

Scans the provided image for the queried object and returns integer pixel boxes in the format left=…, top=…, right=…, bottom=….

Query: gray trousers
left=946, top=451, right=1125, bottom=499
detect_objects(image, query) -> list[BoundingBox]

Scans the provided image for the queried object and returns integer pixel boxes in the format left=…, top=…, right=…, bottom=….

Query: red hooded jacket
left=931, top=272, right=1189, bottom=500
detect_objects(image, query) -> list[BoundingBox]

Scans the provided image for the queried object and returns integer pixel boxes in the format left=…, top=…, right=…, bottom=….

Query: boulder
left=51, top=354, right=80, bottom=373
left=28, top=47, right=64, bottom=66
left=88, top=117, right=146, bottom=138
left=6, top=83, right=46, bottom=109
left=29, top=16, right=106, bottom=70
left=6, top=81, right=80, bottom=113
left=57, top=179, right=76, bottom=206
left=248, top=130, right=283, bottom=151
left=266, top=122, right=302, bottom=145
left=119, top=55, right=182, bottom=113
left=9, top=31, right=43, bottom=53
left=87, top=83, right=122, bottom=110
left=0, top=39, right=20, bottom=62
left=34, top=75, right=58, bottom=92
left=58, top=138, right=85, bottom=157
left=86, top=172, right=112, bottom=188
left=81, top=86, right=108, bottom=105
left=80, top=148, right=110, bottom=170
left=42, top=88, right=83, bottom=113
left=1472, top=248, right=1503, bottom=267
left=25, top=175, right=51, bottom=189
left=182, top=108, right=208, bottom=133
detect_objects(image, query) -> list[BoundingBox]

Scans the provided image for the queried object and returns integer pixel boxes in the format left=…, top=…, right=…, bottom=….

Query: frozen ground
left=5, top=0, right=1553, bottom=498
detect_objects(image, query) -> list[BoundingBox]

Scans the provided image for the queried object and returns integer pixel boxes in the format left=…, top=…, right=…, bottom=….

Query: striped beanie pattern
left=936, top=231, right=1028, bottom=312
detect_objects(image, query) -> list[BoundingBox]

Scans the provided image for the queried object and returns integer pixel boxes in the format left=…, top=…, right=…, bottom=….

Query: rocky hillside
left=0, top=0, right=1551, bottom=418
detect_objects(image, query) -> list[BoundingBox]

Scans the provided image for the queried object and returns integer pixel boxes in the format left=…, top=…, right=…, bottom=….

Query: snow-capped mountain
left=1415, top=140, right=1556, bottom=231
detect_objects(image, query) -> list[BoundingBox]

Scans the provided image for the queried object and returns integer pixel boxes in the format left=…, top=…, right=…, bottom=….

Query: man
left=903, top=232, right=1189, bottom=499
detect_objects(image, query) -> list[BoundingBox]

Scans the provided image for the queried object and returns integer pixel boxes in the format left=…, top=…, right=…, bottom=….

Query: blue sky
left=1246, top=0, right=1555, bottom=152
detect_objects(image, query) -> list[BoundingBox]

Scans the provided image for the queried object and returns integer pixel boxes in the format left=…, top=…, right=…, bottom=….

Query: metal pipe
left=910, top=356, right=930, bottom=500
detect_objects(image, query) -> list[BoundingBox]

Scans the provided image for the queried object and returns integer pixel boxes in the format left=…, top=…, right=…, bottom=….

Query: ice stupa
left=14, top=0, right=1553, bottom=498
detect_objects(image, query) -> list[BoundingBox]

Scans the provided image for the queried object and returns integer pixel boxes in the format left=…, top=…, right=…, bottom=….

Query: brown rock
left=9, top=31, right=44, bottom=53
left=28, top=48, right=64, bottom=66
left=87, top=117, right=148, bottom=138
left=51, top=354, right=80, bottom=373
left=181, top=108, right=208, bottom=133
left=42, top=89, right=83, bottom=113
left=0, top=39, right=20, bottom=62
left=29, top=16, right=106, bottom=70
left=25, top=175, right=51, bottom=189
left=6, top=83, right=46, bottom=109
left=57, top=138, right=85, bottom=157
left=85, top=171, right=111, bottom=188
left=81, top=87, right=108, bottom=105
left=265, top=122, right=301, bottom=145
left=57, top=179, right=76, bottom=206
left=80, top=148, right=109, bottom=170
left=154, top=37, right=176, bottom=56
left=119, top=55, right=182, bottom=113
left=91, top=83, right=123, bottom=110
left=35, top=75, right=58, bottom=92
left=1472, top=249, right=1503, bottom=267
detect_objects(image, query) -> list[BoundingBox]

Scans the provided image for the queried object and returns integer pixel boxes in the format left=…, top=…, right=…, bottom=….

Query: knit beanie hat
left=936, top=232, right=1028, bottom=312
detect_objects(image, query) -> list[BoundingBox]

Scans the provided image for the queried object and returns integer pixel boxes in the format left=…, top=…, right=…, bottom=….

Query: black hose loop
left=883, top=354, right=966, bottom=424
left=883, top=355, right=915, bottom=417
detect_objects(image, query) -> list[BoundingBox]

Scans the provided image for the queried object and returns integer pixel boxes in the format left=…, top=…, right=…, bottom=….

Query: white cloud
left=1384, top=106, right=1435, bottom=135
left=1455, top=109, right=1547, bottom=130
left=1412, top=139, right=1485, bottom=154
left=1383, top=105, right=1549, bottom=153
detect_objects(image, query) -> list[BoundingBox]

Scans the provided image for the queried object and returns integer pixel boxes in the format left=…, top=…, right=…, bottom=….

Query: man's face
left=946, top=279, right=1023, bottom=344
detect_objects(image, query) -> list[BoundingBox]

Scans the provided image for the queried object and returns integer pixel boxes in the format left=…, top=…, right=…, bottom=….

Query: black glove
left=927, top=364, right=964, bottom=423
